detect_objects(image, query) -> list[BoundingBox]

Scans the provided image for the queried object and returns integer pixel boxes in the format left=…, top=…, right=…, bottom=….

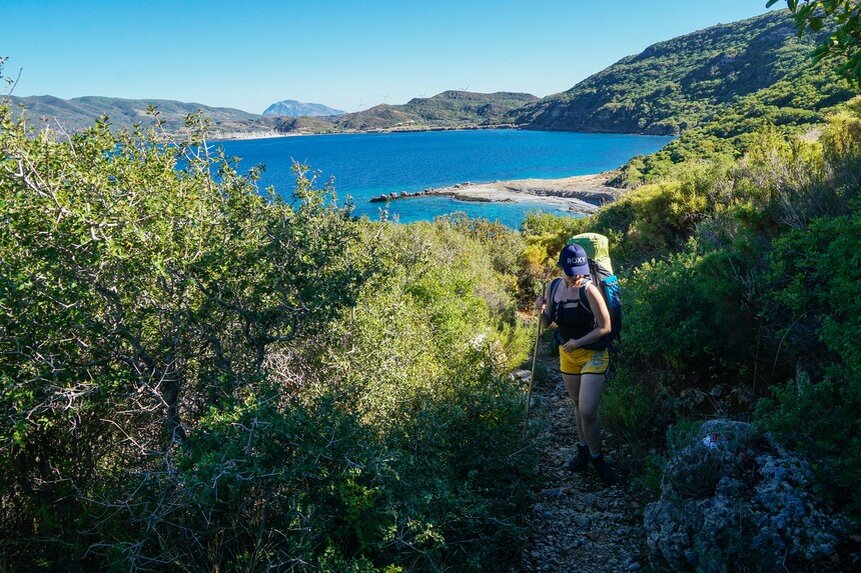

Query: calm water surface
left=214, top=129, right=672, bottom=228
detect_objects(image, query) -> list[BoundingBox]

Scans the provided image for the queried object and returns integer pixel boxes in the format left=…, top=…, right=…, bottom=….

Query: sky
left=3, top=0, right=782, bottom=114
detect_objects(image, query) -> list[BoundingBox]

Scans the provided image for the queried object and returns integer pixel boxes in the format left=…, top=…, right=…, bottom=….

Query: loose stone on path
left=517, top=338, right=647, bottom=572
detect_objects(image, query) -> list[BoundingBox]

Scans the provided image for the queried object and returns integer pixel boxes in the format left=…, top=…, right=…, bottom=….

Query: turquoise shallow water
left=214, top=129, right=673, bottom=228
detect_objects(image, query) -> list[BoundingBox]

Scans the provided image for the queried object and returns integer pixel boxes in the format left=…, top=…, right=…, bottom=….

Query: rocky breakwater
left=369, top=189, right=431, bottom=203
left=644, top=420, right=847, bottom=571
left=369, top=182, right=496, bottom=204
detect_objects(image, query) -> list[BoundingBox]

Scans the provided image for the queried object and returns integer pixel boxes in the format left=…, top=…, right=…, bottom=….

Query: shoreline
left=370, top=172, right=623, bottom=215
left=207, top=125, right=672, bottom=143
left=205, top=123, right=677, bottom=143
left=206, top=123, right=522, bottom=142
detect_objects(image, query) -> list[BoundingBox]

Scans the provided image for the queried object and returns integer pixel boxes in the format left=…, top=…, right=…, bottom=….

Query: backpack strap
left=579, top=282, right=611, bottom=352
left=579, top=284, right=594, bottom=316
left=588, top=259, right=600, bottom=288
left=545, top=277, right=563, bottom=322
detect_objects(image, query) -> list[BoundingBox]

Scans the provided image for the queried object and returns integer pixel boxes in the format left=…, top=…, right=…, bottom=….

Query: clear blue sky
left=3, top=0, right=780, bottom=114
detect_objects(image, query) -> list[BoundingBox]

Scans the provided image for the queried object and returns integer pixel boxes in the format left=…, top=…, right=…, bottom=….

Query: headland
left=370, top=171, right=622, bottom=214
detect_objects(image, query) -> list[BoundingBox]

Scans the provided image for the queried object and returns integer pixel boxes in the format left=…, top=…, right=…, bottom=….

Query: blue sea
left=213, top=129, right=672, bottom=228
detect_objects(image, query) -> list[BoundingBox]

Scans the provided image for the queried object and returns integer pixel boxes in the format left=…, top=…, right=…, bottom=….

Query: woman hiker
left=535, top=243, right=616, bottom=486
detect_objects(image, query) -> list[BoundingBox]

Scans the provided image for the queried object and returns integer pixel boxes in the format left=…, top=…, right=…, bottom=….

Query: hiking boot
left=565, top=443, right=590, bottom=473
left=591, top=454, right=616, bottom=487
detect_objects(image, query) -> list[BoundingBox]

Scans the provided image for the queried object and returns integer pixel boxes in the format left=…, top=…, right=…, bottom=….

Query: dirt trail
left=516, top=341, right=647, bottom=573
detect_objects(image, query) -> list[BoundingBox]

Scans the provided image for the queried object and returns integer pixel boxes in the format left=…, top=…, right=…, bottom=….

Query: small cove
left=213, top=129, right=673, bottom=227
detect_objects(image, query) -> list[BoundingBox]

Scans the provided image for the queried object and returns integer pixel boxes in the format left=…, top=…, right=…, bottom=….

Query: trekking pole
left=524, top=281, right=546, bottom=430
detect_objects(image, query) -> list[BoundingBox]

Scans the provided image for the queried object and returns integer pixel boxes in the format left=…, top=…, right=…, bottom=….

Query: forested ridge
left=511, top=9, right=853, bottom=137
left=513, top=8, right=859, bottom=190
left=275, top=91, right=539, bottom=134
left=615, top=62, right=854, bottom=185
left=2, top=2, right=861, bottom=571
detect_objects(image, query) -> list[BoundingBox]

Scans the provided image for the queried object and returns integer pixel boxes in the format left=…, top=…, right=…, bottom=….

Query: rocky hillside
left=262, top=99, right=345, bottom=117
left=511, top=10, right=834, bottom=135
left=4, top=95, right=276, bottom=135
left=277, top=90, right=538, bottom=133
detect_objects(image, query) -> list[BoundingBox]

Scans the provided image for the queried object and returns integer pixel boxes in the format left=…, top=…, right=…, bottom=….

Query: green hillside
left=511, top=10, right=849, bottom=135
left=5, top=94, right=275, bottom=135
left=277, top=90, right=538, bottom=133
left=618, top=59, right=856, bottom=184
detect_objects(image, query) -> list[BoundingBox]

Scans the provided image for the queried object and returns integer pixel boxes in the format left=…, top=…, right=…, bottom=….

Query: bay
left=213, top=129, right=673, bottom=228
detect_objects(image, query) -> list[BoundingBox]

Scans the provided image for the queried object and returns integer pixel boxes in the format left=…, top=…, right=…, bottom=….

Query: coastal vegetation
left=614, top=62, right=855, bottom=185
left=0, top=108, right=535, bottom=571
left=8, top=101, right=858, bottom=569
left=510, top=9, right=858, bottom=188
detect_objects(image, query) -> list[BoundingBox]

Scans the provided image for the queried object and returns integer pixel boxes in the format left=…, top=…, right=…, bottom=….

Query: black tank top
left=554, top=284, right=607, bottom=351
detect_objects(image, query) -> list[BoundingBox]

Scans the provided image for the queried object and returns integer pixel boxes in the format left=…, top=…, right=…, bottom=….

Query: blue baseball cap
left=558, top=243, right=590, bottom=276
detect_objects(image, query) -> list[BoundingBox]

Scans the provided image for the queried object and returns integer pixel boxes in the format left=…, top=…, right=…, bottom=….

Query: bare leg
left=562, top=373, right=586, bottom=444
left=578, top=373, right=606, bottom=456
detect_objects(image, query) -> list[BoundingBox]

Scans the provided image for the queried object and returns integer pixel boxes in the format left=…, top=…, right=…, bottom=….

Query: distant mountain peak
left=262, top=100, right=345, bottom=117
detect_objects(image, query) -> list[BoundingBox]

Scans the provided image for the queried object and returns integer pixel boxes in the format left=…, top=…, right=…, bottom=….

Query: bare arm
left=535, top=282, right=554, bottom=328
left=577, top=283, right=611, bottom=346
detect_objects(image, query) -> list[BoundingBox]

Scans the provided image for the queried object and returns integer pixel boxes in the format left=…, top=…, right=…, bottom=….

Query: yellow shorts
left=559, top=346, right=609, bottom=376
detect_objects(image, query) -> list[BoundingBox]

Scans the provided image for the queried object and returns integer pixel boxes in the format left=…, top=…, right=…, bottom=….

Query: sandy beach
left=375, top=171, right=623, bottom=214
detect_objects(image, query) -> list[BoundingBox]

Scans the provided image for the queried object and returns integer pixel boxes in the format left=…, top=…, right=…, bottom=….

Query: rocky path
left=516, top=348, right=647, bottom=573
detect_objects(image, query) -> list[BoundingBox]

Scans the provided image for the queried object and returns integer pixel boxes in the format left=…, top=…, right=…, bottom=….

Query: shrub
left=621, top=241, right=752, bottom=380
left=757, top=211, right=861, bottom=524
left=0, top=106, right=537, bottom=571
left=312, top=219, right=537, bottom=570
left=601, top=368, right=668, bottom=444
left=757, top=375, right=861, bottom=522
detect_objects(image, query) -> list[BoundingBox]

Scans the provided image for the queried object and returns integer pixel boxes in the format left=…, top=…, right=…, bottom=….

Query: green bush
left=317, top=219, right=536, bottom=570
left=621, top=241, right=751, bottom=382
left=521, top=163, right=726, bottom=273
left=0, top=106, right=536, bottom=571
left=757, top=211, right=861, bottom=523
left=757, top=375, right=861, bottom=522
left=601, top=368, right=667, bottom=444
